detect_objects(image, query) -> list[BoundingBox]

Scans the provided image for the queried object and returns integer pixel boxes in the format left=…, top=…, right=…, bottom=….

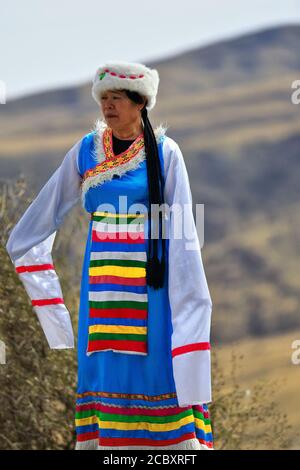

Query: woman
left=6, top=61, right=213, bottom=450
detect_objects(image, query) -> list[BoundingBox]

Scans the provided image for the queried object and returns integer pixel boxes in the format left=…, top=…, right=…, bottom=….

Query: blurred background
left=1, top=0, right=300, bottom=450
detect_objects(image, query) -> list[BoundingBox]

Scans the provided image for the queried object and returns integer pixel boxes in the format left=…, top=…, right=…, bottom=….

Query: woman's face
left=100, top=89, right=145, bottom=129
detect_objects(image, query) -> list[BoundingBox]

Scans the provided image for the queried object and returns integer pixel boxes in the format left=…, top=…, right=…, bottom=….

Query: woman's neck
left=111, top=122, right=143, bottom=140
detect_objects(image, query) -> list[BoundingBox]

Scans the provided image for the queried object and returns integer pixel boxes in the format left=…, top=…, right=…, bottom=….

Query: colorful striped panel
left=75, top=392, right=213, bottom=448
left=86, top=211, right=148, bottom=356
left=193, top=404, right=214, bottom=448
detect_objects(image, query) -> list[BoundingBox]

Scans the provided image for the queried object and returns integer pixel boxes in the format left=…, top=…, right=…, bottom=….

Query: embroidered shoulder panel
left=80, top=119, right=168, bottom=205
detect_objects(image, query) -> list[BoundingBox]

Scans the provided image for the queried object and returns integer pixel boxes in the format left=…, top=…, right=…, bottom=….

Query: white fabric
left=34, top=304, right=75, bottom=350
left=6, top=139, right=82, bottom=263
left=173, top=350, right=212, bottom=406
left=5, top=139, right=83, bottom=349
left=163, top=137, right=213, bottom=407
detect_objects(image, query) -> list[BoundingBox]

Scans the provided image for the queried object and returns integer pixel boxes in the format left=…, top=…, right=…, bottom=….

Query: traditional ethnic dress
left=6, top=119, right=213, bottom=450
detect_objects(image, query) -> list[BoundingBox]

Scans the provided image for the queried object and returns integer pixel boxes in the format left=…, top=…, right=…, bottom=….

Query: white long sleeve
left=6, top=139, right=83, bottom=349
left=163, top=137, right=213, bottom=407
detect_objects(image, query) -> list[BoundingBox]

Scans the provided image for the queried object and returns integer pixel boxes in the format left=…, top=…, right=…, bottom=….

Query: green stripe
left=89, top=300, right=148, bottom=310
left=76, top=408, right=193, bottom=423
left=89, top=259, right=146, bottom=268
left=89, top=332, right=147, bottom=342
left=92, top=215, right=144, bottom=224
left=193, top=409, right=211, bottom=425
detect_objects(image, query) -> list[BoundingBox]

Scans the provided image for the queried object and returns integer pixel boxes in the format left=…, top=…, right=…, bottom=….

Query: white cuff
left=172, top=349, right=212, bottom=407
left=12, top=235, right=75, bottom=350
left=34, top=304, right=75, bottom=349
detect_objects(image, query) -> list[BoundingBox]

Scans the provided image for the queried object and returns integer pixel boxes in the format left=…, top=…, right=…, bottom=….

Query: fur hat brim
left=92, top=61, right=159, bottom=111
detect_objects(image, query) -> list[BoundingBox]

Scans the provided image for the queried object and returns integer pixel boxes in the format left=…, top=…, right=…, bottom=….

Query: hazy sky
left=1, top=0, right=300, bottom=100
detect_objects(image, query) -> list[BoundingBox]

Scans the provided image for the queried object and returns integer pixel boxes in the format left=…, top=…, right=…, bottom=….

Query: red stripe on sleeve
left=16, top=264, right=55, bottom=273
left=172, top=342, right=210, bottom=358
left=31, top=298, right=64, bottom=307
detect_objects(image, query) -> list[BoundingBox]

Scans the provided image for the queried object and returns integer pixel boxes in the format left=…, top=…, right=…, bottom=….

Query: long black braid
left=123, top=90, right=166, bottom=289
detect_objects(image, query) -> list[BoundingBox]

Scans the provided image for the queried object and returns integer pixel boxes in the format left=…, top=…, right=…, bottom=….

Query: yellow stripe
left=93, top=212, right=145, bottom=218
left=194, top=417, right=212, bottom=433
left=89, top=325, right=147, bottom=335
left=89, top=266, right=146, bottom=278
left=75, top=414, right=194, bottom=431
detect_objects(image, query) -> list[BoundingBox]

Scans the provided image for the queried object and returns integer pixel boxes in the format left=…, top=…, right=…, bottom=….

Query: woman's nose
left=106, top=98, right=115, bottom=107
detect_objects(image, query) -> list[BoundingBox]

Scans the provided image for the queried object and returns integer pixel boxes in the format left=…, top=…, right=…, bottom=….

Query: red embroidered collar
left=82, top=127, right=145, bottom=183
left=104, top=127, right=144, bottom=160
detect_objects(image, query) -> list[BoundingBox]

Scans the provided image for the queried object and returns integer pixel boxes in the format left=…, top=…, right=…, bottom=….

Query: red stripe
left=193, top=405, right=210, bottom=419
left=87, top=340, right=147, bottom=354
left=198, top=438, right=214, bottom=448
left=92, top=231, right=144, bottom=243
left=16, top=264, right=54, bottom=273
left=172, top=342, right=210, bottom=358
left=193, top=404, right=204, bottom=412
left=89, top=308, right=147, bottom=319
left=89, top=275, right=146, bottom=285
left=76, top=403, right=191, bottom=416
left=98, top=432, right=196, bottom=447
left=31, top=297, right=64, bottom=306
left=76, top=431, right=99, bottom=442
left=77, top=432, right=213, bottom=448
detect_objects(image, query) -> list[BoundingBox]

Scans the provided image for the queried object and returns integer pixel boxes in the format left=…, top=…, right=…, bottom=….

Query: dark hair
left=122, top=89, right=165, bottom=290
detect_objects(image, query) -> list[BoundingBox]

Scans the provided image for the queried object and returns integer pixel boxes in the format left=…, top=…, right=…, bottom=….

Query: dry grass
left=212, top=331, right=300, bottom=449
left=0, top=177, right=83, bottom=450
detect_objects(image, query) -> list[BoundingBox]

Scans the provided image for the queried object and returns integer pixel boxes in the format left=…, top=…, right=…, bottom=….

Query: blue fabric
left=76, top=131, right=176, bottom=397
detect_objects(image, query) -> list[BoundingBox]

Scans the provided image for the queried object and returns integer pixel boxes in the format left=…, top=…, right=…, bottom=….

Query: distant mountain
left=1, top=24, right=300, bottom=343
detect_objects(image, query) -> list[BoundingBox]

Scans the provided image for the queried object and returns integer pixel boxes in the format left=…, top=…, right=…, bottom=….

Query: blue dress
left=74, top=127, right=213, bottom=450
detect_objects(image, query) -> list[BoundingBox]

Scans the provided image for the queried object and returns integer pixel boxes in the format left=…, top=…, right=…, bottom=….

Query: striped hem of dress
left=75, top=437, right=213, bottom=450
left=74, top=393, right=214, bottom=450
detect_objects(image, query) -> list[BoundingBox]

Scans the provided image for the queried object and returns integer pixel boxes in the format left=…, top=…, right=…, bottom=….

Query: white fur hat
left=92, top=61, right=159, bottom=111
